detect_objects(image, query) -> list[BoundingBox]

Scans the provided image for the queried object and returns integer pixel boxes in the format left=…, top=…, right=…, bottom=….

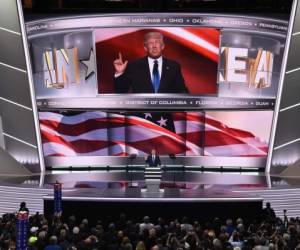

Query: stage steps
left=144, top=167, right=162, bottom=193
left=144, top=167, right=162, bottom=181
left=235, top=188, right=300, bottom=218
left=0, top=185, right=52, bottom=215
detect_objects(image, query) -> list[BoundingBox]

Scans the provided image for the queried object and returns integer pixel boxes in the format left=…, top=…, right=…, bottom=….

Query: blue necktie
left=152, top=60, right=160, bottom=93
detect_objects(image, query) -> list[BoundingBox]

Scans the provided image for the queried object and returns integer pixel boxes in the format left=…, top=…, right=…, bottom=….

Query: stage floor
left=40, top=174, right=264, bottom=223
left=0, top=170, right=297, bottom=190
left=48, top=186, right=262, bottom=201
left=0, top=171, right=300, bottom=218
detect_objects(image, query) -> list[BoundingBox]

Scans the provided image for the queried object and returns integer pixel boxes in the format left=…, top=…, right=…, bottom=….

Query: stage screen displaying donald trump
left=95, top=27, right=220, bottom=94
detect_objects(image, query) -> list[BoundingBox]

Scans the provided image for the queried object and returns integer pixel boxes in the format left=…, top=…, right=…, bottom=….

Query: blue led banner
left=54, top=182, right=62, bottom=216
left=16, top=212, right=28, bottom=250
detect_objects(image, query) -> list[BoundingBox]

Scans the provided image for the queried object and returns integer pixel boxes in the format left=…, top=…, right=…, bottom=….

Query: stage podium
left=144, top=166, right=162, bottom=193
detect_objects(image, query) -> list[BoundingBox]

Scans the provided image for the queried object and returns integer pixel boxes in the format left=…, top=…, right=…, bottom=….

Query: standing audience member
left=19, top=202, right=29, bottom=214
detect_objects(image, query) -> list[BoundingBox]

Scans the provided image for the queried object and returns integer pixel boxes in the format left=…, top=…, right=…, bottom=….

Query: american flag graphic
left=39, top=111, right=268, bottom=157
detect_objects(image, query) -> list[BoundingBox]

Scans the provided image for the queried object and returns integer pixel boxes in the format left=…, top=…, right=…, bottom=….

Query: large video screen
left=26, top=14, right=288, bottom=168
left=96, top=27, right=219, bottom=94
left=39, top=110, right=272, bottom=157
left=28, top=14, right=286, bottom=107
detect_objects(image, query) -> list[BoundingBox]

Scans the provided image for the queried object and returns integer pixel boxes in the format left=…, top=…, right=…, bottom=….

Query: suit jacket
left=114, top=57, right=188, bottom=93
left=146, top=154, right=161, bottom=167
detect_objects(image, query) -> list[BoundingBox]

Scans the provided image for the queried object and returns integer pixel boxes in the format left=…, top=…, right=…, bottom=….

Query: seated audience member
left=139, top=216, right=154, bottom=233
left=44, top=236, right=62, bottom=250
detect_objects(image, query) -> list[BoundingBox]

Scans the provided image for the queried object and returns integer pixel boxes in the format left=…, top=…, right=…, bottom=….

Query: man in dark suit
left=145, top=149, right=161, bottom=167
left=113, top=31, right=188, bottom=93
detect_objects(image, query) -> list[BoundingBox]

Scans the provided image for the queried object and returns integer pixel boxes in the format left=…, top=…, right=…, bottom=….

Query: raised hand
left=113, top=52, right=128, bottom=74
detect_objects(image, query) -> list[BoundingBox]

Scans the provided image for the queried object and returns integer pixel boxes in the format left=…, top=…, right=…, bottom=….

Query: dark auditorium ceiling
left=22, top=0, right=293, bottom=20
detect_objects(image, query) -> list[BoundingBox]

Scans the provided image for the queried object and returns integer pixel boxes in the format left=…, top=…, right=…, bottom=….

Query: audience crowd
left=0, top=202, right=299, bottom=249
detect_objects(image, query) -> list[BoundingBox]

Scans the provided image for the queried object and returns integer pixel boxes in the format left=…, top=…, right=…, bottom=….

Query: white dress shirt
left=152, top=154, right=155, bottom=162
left=148, top=56, right=163, bottom=82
